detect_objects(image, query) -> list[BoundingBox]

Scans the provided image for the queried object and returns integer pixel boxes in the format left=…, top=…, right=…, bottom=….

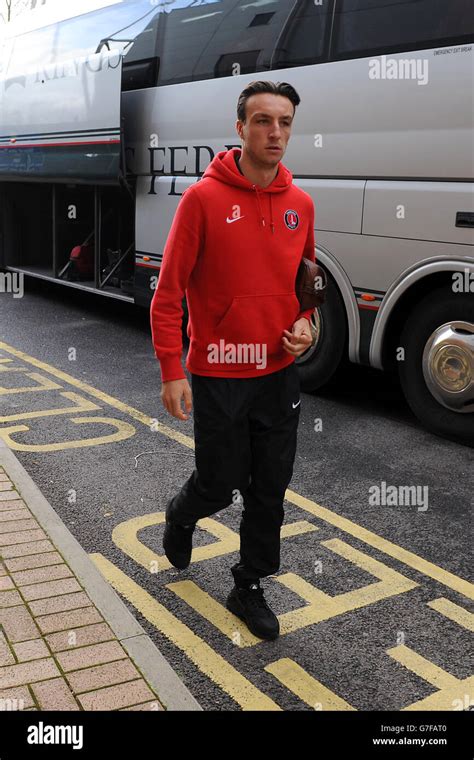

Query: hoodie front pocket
left=213, top=292, right=300, bottom=357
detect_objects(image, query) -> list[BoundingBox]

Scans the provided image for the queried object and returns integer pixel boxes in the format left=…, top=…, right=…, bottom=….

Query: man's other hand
left=282, top=317, right=312, bottom=357
left=161, top=378, right=193, bottom=420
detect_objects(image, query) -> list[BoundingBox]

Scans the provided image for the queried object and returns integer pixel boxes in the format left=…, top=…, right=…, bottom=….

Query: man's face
left=236, top=93, right=294, bottom=168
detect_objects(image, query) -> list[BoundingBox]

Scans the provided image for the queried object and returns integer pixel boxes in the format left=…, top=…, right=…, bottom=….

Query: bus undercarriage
left=0, top=180, right=136, bottom=302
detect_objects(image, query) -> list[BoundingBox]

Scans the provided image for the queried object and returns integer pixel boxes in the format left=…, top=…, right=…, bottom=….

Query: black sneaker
left=226, top=583, right=280, bottom=640
left=163, top=513, right=195, bottom=570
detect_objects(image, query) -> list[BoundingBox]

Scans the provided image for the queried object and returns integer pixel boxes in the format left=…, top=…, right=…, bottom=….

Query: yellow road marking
left=0, top=342, right=472, bottom=602
left=0, top=341, right=471, bottom=710
left=113, top=513, right=239, bottom=572
left=387, top=644, right=474, bottom=710
left=388, top=644, right=458, bottom=689
left=0, top=343, right=191, bottom=449
left=402, top=677, right=474, bottom=710
left=112, top=512, right=318, bottom=573
left=265, top=658, right=356, bottom=710
left=0, top=391, right=101, bottom=422
left=281, top=520, right=319, bottom=538
left=0, top=372, right=62, bottom=395
left=89, top=552, right=281, bottom=711
left=166, top=536, right=417, bottom=641
left=275, top=538, right=418, bottom=634
left=427, top=597, right=474, bottom=632
left=0, top=358, right=28, bottom=372
left=287, top=490, right=474, bottom=601
left=166, top=580, right=261, bottom=647
left=0, top=417, right=136, bottom=451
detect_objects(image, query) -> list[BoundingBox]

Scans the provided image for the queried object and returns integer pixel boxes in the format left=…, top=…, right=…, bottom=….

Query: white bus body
left=0, top=0, right=473, bottom=443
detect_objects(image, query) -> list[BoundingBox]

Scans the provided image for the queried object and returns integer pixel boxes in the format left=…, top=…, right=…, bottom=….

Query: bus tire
left=398, top=287, right=474, bottom=445
left=296, top=274, right=347, bottom=392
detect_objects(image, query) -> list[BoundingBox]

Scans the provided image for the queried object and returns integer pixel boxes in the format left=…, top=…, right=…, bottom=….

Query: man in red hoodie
left=150, top=80, right=315, bottom=641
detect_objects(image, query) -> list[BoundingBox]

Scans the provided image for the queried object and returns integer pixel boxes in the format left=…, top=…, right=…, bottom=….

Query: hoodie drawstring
left=253, top=186, right=275, bottom=234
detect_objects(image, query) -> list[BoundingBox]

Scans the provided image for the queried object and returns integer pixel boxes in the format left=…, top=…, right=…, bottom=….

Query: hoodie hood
left=202, top=147, right=293, bottom=233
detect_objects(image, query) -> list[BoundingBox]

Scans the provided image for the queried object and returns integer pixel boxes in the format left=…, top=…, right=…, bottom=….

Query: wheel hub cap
left=422, top=321, right=474, bottom=413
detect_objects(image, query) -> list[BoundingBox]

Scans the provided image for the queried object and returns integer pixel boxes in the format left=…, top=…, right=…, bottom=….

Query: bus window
left=155, top=0, right=333, bottom=86
left=4, top=0, right=159, bottom=78
left=332, top=0, right=474, bottom=61
left=270, top=0, right=334, bottom=70
left=57, top=0, right=156, bottom=60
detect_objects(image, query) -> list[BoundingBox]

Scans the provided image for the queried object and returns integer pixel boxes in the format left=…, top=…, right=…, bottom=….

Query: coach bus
left=0, top=0, right=473, bottom=444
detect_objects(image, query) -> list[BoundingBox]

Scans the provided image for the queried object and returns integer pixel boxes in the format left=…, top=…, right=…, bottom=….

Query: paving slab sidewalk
left=0, top=439, right=201, bottom=712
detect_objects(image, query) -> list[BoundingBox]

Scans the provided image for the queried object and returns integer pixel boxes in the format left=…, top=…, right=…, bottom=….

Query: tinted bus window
left=3, top=0, right=160, bottom=78
left=3, top=0, right=335, bottom=87
left=332, top=0, right=474, bottom=60
left=156, top=0, right=334, bottom=86
left=270, top=0, right=334, bottom=70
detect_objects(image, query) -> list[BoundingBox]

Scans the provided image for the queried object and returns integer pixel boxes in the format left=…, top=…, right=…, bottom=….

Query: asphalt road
left=0, top=277, right=472, bottom=712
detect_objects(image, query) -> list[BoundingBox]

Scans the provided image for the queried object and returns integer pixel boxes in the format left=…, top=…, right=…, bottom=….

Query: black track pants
left=167, top=362, right=301, bottom=587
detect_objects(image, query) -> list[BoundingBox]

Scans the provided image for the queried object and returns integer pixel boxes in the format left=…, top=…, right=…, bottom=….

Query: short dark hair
left=237, top=80, right=301, bottom=123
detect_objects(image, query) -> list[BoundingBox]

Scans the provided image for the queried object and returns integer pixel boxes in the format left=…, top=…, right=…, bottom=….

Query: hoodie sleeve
left=150, top=187, right=204, bottom=382
left=295, top=199, right=316, bottom=323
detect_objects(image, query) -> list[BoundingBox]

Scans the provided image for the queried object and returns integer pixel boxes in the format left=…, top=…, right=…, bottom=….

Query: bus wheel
left=296, top=275, right=347, bottom=392
left=398, top=287, right=474, bottom=445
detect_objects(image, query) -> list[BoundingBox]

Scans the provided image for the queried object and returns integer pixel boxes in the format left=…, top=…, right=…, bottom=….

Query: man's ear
left=235, top=119, right=244, bottom=139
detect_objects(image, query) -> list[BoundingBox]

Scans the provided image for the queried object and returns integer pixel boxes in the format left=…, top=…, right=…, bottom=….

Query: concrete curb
left=0, top=439, right=202, bottom=711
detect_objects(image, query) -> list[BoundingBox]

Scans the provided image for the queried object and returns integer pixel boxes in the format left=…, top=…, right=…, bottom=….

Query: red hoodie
left=150, top=147, right=316, bottom=381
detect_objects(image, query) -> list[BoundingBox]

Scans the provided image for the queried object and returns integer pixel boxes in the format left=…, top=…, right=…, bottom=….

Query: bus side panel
left=0, top=51, right=123, bottom=183
left=134, top=175, right=199, bottom=307
left=122, top=45, right=473, bottom=182
left=363, top=182, right=474, bottom=246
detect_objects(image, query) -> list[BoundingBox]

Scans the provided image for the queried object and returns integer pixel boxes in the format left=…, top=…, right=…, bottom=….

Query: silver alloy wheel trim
left=422, top=321, right=474, bottom=413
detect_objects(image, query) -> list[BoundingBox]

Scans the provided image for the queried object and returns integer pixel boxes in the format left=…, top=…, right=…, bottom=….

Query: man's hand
left=161, top=378, right=193, bottom=420
left=282, top=317, right=312, bottom=357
